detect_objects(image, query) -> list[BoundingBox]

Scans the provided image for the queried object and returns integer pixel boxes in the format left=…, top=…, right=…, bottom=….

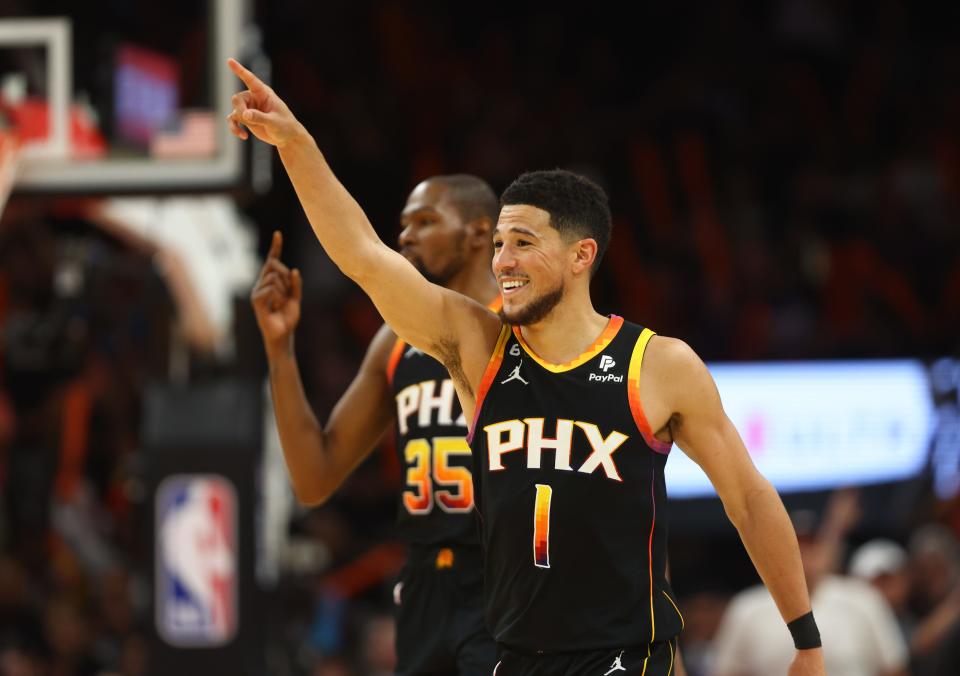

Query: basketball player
left=229, top=59, right=825, bottom=676
left=250, top=174, right=500, bottom=675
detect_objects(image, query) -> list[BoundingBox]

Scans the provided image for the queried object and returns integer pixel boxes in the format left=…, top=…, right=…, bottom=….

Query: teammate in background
left=250, top=174, right=500, bottom=675
left=229, top=59, right=825, bottom=676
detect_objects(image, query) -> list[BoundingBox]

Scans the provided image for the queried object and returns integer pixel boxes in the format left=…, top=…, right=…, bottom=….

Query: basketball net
left=0, top=125, right=19, bottom=219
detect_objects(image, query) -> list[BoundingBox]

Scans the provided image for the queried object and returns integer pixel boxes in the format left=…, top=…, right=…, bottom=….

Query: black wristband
left=787, top=611, right=822, bottom=650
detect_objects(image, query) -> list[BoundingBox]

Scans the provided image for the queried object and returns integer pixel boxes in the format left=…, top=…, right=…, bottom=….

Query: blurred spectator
left=310, top=655, right=355, bottom=676
left=849, top=539, right=914, bottom=642
left=0, top=556, right=44, bottom=660
left=43, top=597, right=101, bottom=676
left=677, top=591, right=729, bottom=676
left=907, top=524, right=960, bottom=675
left=359, top=613, right=396, bottom=676
left=929, top=617, right=960, bottom=676
left=711, top=508, right=908, bottom=676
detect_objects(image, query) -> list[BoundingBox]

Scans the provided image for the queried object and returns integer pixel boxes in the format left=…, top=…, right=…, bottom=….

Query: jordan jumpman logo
left=604, top=650, right=626, bottom=675
left=500, top=360, right=529, bottom=385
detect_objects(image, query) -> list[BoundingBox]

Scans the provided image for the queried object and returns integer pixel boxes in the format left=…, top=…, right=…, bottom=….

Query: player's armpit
left=350, top=245, right=503, bottom=401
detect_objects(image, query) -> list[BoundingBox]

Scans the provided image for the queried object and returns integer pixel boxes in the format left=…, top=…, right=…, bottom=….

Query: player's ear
left=571, top=238, right=598, bottom=275
left=467, top=217, right=493, bottom=248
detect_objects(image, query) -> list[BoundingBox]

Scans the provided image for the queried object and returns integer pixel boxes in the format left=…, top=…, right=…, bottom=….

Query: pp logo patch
left=156, top=474, right=238, bottom=647
left=599, top=355, right=616, bottom=372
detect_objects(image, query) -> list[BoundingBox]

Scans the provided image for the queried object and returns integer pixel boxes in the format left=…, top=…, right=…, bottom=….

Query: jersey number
left=533, top=484, right=552, bottom=568
left=402, top=437, right=474, bottom=515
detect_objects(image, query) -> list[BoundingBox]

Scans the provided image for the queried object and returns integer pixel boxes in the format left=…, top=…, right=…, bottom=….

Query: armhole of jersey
left=385, top=337, right=406, bottom=387
left=628, top=328, right=672, bottom=455
left=466, top=324, right=510, bottom=444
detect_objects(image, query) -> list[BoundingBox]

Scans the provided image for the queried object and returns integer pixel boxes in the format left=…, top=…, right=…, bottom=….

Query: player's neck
left=517, top=297, right=609, bottom=365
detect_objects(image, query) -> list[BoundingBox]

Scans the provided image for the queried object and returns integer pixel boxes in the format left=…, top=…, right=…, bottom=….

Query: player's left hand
left=226, top=58, right=302, bottom=148
left=788, top=648, right=826, bottom=675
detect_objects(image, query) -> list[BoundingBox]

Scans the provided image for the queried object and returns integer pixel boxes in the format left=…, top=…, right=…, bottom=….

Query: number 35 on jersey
left=402, top=437, right=474, bottom=515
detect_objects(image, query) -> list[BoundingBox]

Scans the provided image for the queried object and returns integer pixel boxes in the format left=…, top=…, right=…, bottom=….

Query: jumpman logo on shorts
left=500, top=360, right=529, bottom=385
left=604, top=650, right=626, bottom=675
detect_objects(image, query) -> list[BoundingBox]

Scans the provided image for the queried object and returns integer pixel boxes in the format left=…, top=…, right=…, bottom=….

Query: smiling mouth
left=500, top=279, right=529, bottom=294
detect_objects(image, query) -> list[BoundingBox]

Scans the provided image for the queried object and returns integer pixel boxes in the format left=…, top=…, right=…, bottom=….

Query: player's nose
left=493, top=249, right=517, bottom=276
left=493, top=246, right=516, bottom=272
left=398, top=225, right=415, bottom=248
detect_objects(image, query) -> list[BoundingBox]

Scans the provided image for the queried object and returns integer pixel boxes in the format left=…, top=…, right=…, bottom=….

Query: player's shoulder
left=643, top=333, right=704, bottom=375
left=638, top=333, right=717, bottom=411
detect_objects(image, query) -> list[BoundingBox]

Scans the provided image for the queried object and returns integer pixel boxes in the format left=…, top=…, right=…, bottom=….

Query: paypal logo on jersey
left=156, top=475, right=237, bottom=647
left=589, top=355, right=623, bottom=382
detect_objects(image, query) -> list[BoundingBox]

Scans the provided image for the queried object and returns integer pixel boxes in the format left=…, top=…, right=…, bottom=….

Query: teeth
left=502, top=280, right=528, bottom=290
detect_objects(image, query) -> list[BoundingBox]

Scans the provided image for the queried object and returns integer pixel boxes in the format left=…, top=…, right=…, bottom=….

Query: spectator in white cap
left=712, top=503, right=909, bottom=676
left=849, top=539, right=913, bottom=642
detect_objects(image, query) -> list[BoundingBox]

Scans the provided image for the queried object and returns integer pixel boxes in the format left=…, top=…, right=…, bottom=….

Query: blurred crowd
left=0, top=0, right=959, bottom=674
left=682, top=490, right=960, bottom=676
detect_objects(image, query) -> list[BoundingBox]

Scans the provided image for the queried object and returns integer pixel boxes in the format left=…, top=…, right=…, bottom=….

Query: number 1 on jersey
left=533, top=484, right=552, bottom=568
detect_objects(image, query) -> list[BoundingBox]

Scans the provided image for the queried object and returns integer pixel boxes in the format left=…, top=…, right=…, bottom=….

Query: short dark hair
left=500, top=169, right=612, bottom=273
left=431, top=174, right=500, bottom=225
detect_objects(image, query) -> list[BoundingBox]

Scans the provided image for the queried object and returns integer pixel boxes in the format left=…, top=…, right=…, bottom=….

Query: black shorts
left=394, top=544, right=497, bottom=676
left=492, top=639, right=680, bottom=676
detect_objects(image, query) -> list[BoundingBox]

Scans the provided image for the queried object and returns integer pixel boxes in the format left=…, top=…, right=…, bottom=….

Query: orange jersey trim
left=512, top=315, right=624, bottom=373
left=385, top=336, right=406, bottom=386
left=628, top=328, right=672, bottom=455
left=466, top=324, right=511, bottom=444
left=647, top=470, right=658, bottom=643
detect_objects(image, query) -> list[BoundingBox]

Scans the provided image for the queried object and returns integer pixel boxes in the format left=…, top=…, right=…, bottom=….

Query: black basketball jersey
left=386, top=299, right=500, bottom=547
left=467, top=316, right=684, bottom=653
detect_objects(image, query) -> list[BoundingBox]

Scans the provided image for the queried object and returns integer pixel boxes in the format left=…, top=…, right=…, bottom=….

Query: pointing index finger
left=268, top=230, right=283, bottom=259
left=228, top=58, right=268, bottom=94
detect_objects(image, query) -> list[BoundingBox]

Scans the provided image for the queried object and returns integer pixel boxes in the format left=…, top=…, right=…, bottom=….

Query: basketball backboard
left=0, top=0, right=244, bottom=192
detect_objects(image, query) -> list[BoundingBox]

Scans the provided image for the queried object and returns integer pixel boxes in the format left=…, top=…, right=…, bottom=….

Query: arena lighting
left=665, top=359, right=942, bottom=498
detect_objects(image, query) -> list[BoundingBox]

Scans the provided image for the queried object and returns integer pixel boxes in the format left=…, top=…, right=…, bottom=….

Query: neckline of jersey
left=511, top=315, right=624, bottom=373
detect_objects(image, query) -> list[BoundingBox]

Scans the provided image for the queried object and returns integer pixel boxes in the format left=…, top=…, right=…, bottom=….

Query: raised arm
left=228, top=60, right=500, bottom=404
left=252, top=231, right=396, bottom=505
left=642, top=337, right=826, bottom=676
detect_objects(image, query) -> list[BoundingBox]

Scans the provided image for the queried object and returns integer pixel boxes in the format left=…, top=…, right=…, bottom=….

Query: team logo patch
left=589, top=354, right=622, bottom=382
left=156, top=474, right=238, bottom=647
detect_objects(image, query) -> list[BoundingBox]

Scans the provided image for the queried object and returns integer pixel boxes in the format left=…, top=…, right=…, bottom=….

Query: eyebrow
left=493, top=225, right=539, bottom=239
left=400, top=206, right=439, bottom=219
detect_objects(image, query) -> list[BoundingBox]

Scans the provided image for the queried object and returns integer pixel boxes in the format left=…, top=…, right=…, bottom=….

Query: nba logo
left=156, top=474, right=238, bottom=647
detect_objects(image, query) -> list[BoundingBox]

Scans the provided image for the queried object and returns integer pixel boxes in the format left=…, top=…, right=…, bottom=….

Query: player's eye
left=493, top=240, right=503, bottom=249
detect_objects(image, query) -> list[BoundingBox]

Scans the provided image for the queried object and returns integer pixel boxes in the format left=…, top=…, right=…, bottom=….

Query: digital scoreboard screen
left=665, top=358, right=959, bottom=499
